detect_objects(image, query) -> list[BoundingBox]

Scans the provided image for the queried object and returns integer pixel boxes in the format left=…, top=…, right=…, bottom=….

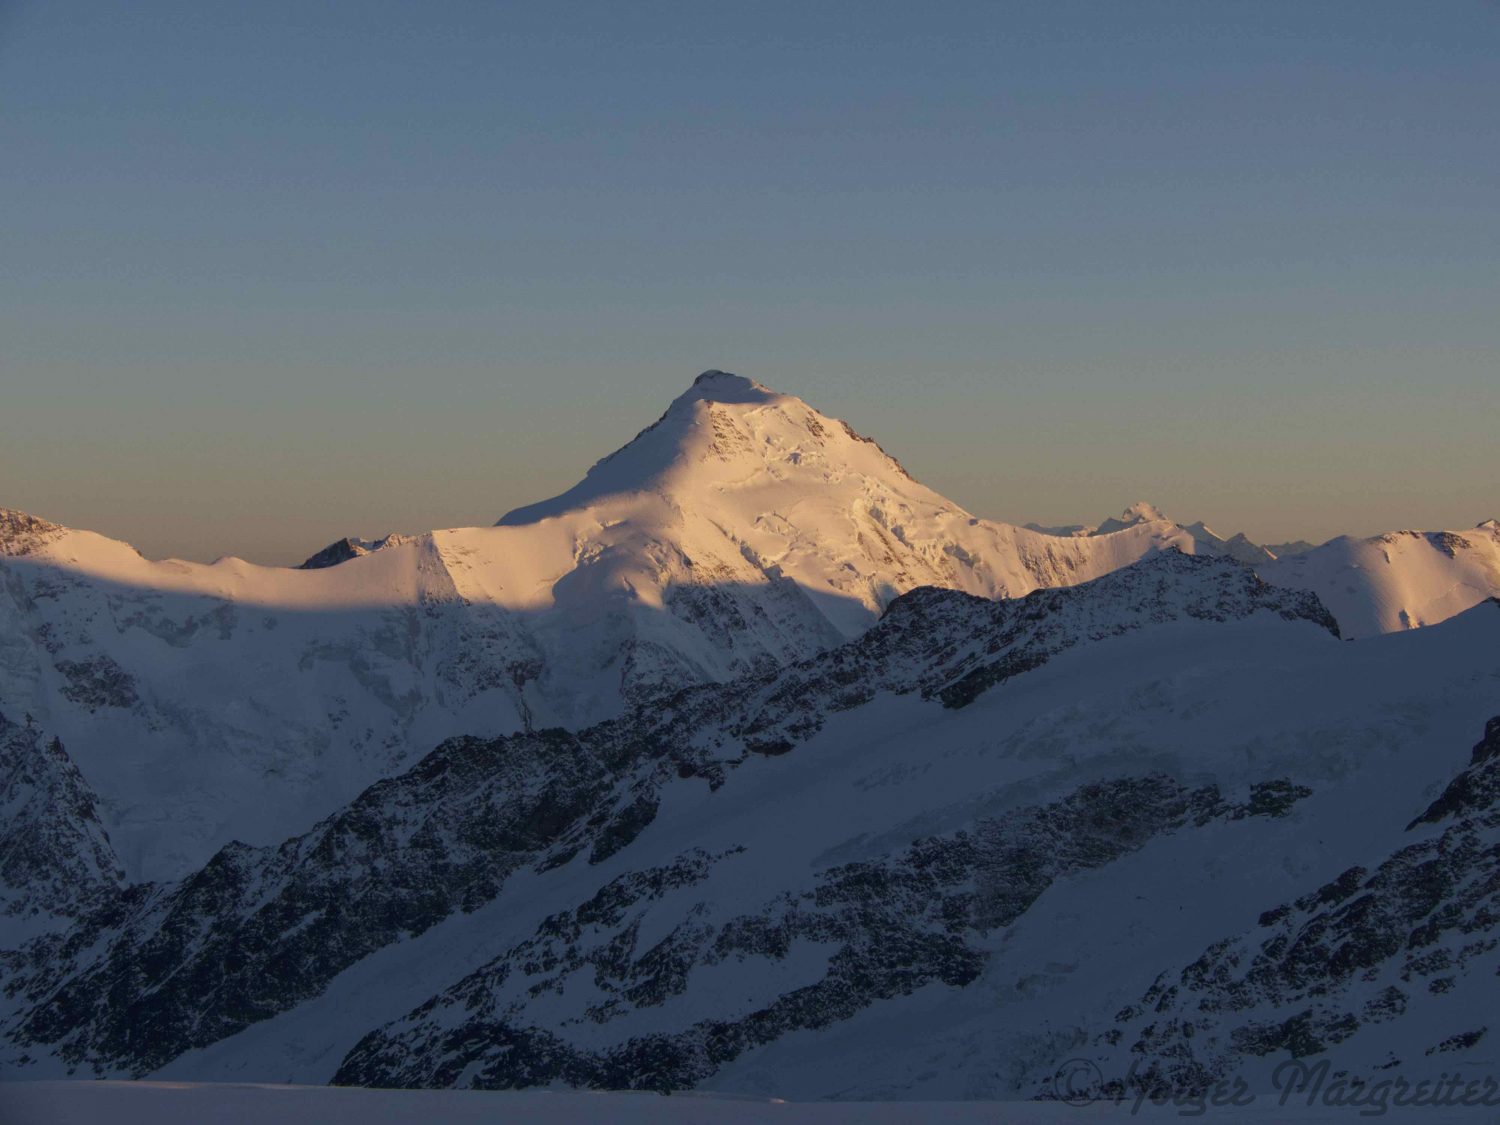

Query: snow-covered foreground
left=6, top=1081, right=1498, bottom=1124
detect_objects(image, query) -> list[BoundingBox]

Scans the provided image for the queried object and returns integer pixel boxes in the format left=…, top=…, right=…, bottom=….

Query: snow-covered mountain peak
left=483, top=374, right=1214, bottom=642
left=681, top=368, right=775, bottom=403
left=1095, top=500, right=1171, bottom=534
left=1121, top=499, right=1169, bottom=522
left=1028, top=505, right=1284, bottom=566
left=497, top=371, right=920, bottom=527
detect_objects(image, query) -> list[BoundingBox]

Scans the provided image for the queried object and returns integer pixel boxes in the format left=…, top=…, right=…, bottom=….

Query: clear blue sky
left=3, top=0, right=1496, bottom=563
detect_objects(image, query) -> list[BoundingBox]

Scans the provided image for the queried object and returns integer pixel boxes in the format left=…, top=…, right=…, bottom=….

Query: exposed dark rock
left=53, top=657, right=139, bottom=712
left=0, top=510, right=67, bottom=558
left=1408, top=717, right=1500, bottom=828
left=297, top=534, right=412, bottom=570
left=0, top=711, right=124, bottom=925
left=332, top=774, right=1311, bottom=1092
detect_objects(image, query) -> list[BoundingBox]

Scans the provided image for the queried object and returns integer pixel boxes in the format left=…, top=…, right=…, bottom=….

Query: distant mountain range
left=1028, top=501, right=1302, bottom=563
left=1026, top=499, right=1500, bottom=637
left=2, top=371, right=1498, bottom=1100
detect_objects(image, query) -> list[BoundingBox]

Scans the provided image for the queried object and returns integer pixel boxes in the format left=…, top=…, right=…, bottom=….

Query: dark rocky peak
left=296, top=534, right=412, bottom=570
left=0, top=508, right=66, bottom=557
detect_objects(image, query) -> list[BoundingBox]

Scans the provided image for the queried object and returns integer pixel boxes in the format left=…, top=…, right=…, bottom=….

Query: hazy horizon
left=4, top=1, right=1496, bottom=564
left=5, top=364, right=1496, bottom=566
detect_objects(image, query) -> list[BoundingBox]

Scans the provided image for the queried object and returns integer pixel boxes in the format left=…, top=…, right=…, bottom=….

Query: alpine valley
left=3, top=372, right=1499, bottom=1103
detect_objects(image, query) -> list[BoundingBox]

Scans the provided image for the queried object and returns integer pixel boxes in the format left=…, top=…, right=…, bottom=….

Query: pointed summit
left=496, top=370, right=897, bottom=527
left=680, top=369, right=775, bottom=404
left=485, top=370, right=1207, bottom=646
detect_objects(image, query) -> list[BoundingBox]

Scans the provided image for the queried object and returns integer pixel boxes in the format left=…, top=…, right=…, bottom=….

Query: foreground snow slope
left=0, top=374, right=1191, bottom=882
left=328, top=603, right=1500, bottom=1102
left=7, top=551, right=1500, bottom=1103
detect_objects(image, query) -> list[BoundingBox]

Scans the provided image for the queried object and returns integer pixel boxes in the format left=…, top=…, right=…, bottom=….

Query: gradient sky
left=3, top=1, right=1497, bottom=565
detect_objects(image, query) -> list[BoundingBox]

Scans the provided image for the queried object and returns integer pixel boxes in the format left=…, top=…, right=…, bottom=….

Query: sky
left=2, top=0, right=1496, bottom=565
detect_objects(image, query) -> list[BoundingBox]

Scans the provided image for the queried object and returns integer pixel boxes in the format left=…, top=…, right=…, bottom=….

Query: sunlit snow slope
left=1262, top=523, right=1500, bottom=638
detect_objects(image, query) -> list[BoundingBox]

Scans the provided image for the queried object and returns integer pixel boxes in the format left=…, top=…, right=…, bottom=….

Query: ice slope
left=0, top=373, right=1192, bottom=882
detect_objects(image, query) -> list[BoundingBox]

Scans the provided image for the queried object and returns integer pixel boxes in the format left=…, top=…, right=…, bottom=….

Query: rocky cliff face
left=0, top=712, right=123, bottom=934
